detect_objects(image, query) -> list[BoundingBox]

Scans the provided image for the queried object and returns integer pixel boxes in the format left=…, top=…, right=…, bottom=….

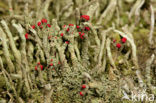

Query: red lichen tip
left=60, top=33, right=64, bottom=37
left=35, top=66, right=37, bottom=70
left=76, top=25, right=80, bottom=29
left=66, top=28, right=70, bottom=32
left=50, top=63, right=53, bottom=66
left=113, top=39, right=116, bottom=43
left=80, top=15, right=90, bottom=21
left=40, top=65, right=43, bottom=70
left=79, top=32, right=81, bottom=35
left=79, top=91, right=83, bottom=96
left=31, top=25, right=35, bottom=29
left=48, top=36, right=52, bottom=39
left=116, top=43, right=121, bottom=48
left=58, top=61, right=61, bottom=64
left=65, top=41, right=69, bottom=44
left=40, top=26, right=43, bottom=29
left=25, top=33, right=29, bottom=39
left=37, top=22, right=41, bottom=26
left=121, top=37, right=127, bottom=43
left=69, top=24, right=74, bottom=26
left=41, top=18, right=47, bottom=23
left=81, top=84, right=86, bottom=89
left=51, top=59, right=53, bottom=62
left=37, top=62, right=40, bottom=65
left=47, top=24, right=51, bottom=28
left=85, top=27, right=90, bottom=31
left=81, top=33, right=85, bottom=36
left=63, top=25, right=66, bottom=28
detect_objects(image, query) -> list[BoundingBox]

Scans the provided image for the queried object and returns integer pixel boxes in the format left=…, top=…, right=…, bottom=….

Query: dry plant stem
left=98, top=31, right=106, bottom=66
left=68, top=44, right=78, bottom=67
left=30, top=28, right=43, bottom=47
left=42, top=30, right=50, bottom=63
left=56, top=43, right=69, bottom=68
left=12, top=23, right=31, bottom=94
left=27, top=42, right=34, bottom=63
left=43, top=0, right=52, bottom=19
left=35, top=0, right=41, bottom=20
left=43, top=84, right=53, bottom=103
left=149, top=4, right=155, bottom=46
left=59, top=2, right=73, bottom=19
left=134, top=0, right=145, bottom=23
left=0, top=36, right=19, bottom=46
left=84, top=22, right=100, bottom=46
left=0, top=57, right=24, bottom=103
left=129, top=0, right=145, bottom=19
left=106, top=38, right=117, bottom=70
left=1, top=20, right=21, bottom=71
left=98, top=28, right=113, bottom=65
left=97, top=0, right=117, bottom=25
left=69, top=0, right=97, bottom=17
left=75, top=8, right=80, bottom=25
left=0, top=27, right=15, bottom=72
left=87, top=2, right=99, bottom=22
left=136, top=70, right=144, bottom=88
left=81, top=34, right=89, bottom=67
left=146, top=54, right=155, bottom=87
left=7, top=0, right=14, bottom=16
left=74, top=40, right=81, bottom=60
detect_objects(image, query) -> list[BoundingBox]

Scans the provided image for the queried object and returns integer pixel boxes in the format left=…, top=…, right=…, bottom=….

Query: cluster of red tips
left=37, top=22, right=42, bottom=26
left=31, top=25, right=35, bottom=29
left=35, top=62, right=44, bottom=71
left=35, top=66, right=37, bottom=70
left=113, top=39, right=116, bottom=43
left=69, top=24, right=74, bottom=26
left=60, top=33, right=64, bottom=37
left=37, top=62, right=40, bottom=65
left=41, top=18, right=47, bottom=23
left=80, top=15, right=90, bottom=21
left=116, top=43, right=121, bottom=48
left=66, top=28, right=70, bottom=32
left=25, top=33, right=29, bottom=39
left=76, top=25, right=80, bottom=29
left=81, top=84, right=86, bottom=89
left=40, top=65, right=43, bottom=70
left=50, top=63, right=53, bottom=66
left=48, top=36, right=52, bottom=39
left=85, top=27, right=90, bottom=31
left=47, top=24, right=51, bottom=28
left=79, top=84, right=86, bottom=96
left=121, top=37, right=127, bottom=43
left=79, top=32, right=85, bottom=39
left=63, top=25, right=66, bottom=28
left=58, top=61, right=61, bottom=64
left=65, top=41, right=69, bottom=44
left=79, top=91, right=83, bottom=96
